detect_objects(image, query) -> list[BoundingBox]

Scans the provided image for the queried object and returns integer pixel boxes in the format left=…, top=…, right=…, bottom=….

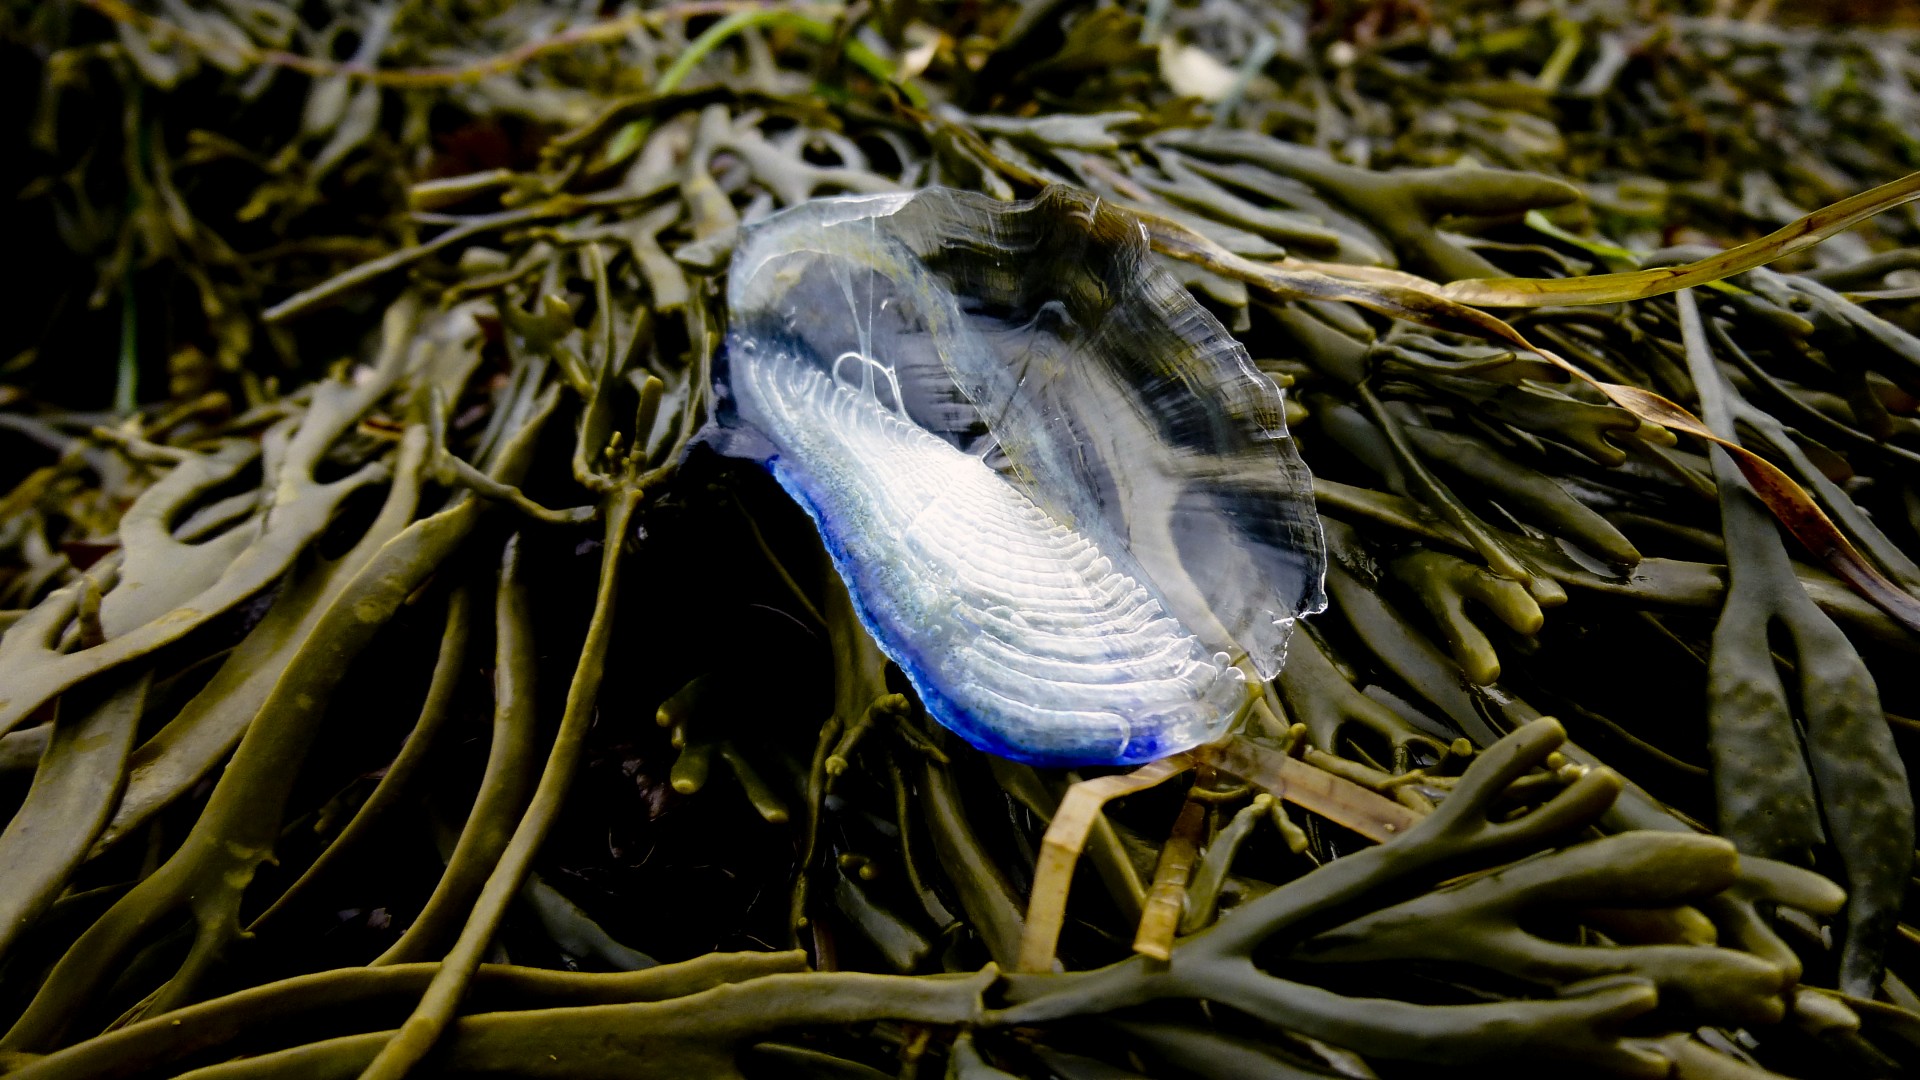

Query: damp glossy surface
left=706, top=187, right=1325, bottom=765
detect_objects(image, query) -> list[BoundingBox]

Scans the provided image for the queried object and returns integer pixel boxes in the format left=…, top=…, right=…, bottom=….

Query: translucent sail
left=706, top=186, right=1326, bottom=765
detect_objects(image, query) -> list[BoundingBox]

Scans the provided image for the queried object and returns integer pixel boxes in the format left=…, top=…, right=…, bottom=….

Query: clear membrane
left=705, top=186, right=1326, bottom=765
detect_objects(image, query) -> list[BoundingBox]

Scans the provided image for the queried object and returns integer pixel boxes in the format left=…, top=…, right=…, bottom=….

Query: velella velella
left=705, top=186, right=1326, bottom=766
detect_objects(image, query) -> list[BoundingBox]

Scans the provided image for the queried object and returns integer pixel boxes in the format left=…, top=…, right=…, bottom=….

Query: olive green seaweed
left=6, top=4, right=1920, bottom=1078
left=0, top=371, right=399, bottom=740
left=94, top=392, right=433, bottom=854
left=0, top=672, right=148, bottom=965
left=353, top=477, right=649, bottom=1080
left=369, top=545, right=539, bottom=966
left=6, top=951, right=808, bottom=1080
left=1676, top=287, right=1913, bottom=996
left=2, top=377, right=558, bottom=1051
left=248, top=585, right=476, bottom=932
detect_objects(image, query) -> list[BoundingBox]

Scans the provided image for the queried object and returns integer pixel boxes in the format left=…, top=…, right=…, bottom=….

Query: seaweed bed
left=5, top=1, right=1920, bottom=1077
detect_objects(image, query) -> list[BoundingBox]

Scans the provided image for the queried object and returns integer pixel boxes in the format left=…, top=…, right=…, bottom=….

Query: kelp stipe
left=704, top=186, right=1325, bottom=765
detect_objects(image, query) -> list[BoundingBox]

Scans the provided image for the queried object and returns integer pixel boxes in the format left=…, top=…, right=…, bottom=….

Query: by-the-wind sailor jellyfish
left=704, top=186, right=1326, bottom=766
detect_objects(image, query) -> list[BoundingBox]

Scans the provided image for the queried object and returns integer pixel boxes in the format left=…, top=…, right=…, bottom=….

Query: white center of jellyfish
left=733, top=340, right=1250, bottom=765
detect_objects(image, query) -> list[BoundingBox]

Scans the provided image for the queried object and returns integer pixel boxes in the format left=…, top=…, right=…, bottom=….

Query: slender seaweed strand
left=373, top=544, right=541, bottom=966
left=1677, top=288, right=1913, bottom=995
left=248, top=587, right=475, bottom=931
left=9, top=952, right=808, bottom=1080
left=0, top=672, right=148, bottom=964
left=352, top=481, right=645, bottom=1080
left=1, top=388, right=558, bottom=1052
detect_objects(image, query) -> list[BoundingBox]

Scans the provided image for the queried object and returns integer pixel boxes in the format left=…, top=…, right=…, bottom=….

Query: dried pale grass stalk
left=1195, top=738, right=1422, bottom=841
left=1132, top=796, right=1207, bottom=961
left=1015, top=754, right=1196, bottom=973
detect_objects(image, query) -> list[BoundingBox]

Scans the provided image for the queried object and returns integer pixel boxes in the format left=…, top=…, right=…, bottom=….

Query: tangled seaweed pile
left=5, top=1, right=1920, bottom=1077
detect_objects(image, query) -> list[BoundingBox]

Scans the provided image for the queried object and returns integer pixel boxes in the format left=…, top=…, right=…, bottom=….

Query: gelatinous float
left=705, top=187, right=1325, bottom=765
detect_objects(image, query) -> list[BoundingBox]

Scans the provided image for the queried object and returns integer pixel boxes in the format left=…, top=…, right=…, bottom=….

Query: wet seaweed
left=3, top=2, right=1920, bottom=1078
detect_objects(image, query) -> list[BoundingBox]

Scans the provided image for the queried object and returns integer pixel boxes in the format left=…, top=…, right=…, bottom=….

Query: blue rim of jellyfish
left=759, top=452, right=1176, bottom=769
